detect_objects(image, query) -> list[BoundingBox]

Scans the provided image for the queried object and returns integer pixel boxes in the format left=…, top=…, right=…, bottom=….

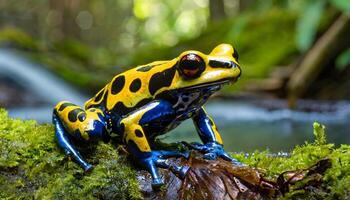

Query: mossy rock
left=0, top=109, right=141, bottom=199
left=0, top=108, right=349, bottom=199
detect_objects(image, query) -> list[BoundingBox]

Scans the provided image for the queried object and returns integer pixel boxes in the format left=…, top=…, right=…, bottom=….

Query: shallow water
left=8, top=100, right=350, bottom=153
left=160, top=100, right=350, bottom=152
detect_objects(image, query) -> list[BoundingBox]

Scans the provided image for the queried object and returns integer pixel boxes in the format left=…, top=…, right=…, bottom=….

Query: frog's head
left=173, top=43, right=241, bottom=91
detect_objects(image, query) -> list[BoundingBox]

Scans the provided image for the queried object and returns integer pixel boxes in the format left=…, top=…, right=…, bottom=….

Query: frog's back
left=84, top=59, right=177, bottom=116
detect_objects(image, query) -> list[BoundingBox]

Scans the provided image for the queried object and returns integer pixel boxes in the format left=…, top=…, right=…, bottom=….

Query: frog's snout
left=231, top=61, right=241, bottom=73
left=235, top=63, right=242, bottom=79
left=227, top=61, right=241, bottom=81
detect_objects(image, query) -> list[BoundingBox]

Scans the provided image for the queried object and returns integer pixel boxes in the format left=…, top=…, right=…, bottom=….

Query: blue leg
left=154, top=158, right=190, bottom=179
left=53, top=113, right=93, bottom=172
left=126, top=140, right=164, bottom=188
left=190, top=107, right=244, bottom=166
left=127, top=142, right=190, bottom=188
left=123, top=100, right=190, bottom=188
left=156, top=150, right=190, bottom=159
left=143, top=158, right=163, bottom=187
left=153, top=150, right=190, bottom=178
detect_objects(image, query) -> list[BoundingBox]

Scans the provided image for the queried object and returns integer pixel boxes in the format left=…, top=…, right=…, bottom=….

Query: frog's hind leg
left=53, top=101, right=108, bottom=172
left=121, top=101, right=190, bottom=188
left=124, top=125, right=164, bottom=187
left=127, top=134, right=190, bottom=187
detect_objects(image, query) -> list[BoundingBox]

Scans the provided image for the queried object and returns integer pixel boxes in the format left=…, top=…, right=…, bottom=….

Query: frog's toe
left=181, top=151, right=190, bottom=159
left=83, top=163, right=94, bottom=173
left=178, top=165, right=190, bottom=179
left=169, top=164, right=190, bottom=179
left=151, top=178, right=164, bottom=189
left=220, top=151, right=246, bottom=166
left=203, top=152, right=218, bottom=160
left=231, top=159, right=247, bottom=166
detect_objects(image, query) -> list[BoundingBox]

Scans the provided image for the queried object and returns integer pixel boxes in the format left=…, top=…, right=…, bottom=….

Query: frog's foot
left=155, top=158, right=190, bottom=179
left=155, top=150, right=190, bottom=159
left=182, top=141, right=245, bottom=166
left=83, top=163, right=94, bottom=173
left=65, top=151, right=93, bottom=173
left=140, top=150, right=190, bottom=189
left=153, top=150, right=191, bottom=178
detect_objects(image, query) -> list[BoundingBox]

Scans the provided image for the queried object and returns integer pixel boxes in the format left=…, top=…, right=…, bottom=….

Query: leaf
left=313, top=122, right=327, bottom=145
left=296, top=0, right=326, bottom=52
left=330, top=0, right=350, bottom=13
left=335, top=48, right=350, bottom=71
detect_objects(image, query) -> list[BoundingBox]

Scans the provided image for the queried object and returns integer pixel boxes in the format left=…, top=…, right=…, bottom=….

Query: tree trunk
left=239, top=0, right=254, bottom=11
left=287, top=14, right=350, bottom=107
left=209, top=0, right=226, bottom=21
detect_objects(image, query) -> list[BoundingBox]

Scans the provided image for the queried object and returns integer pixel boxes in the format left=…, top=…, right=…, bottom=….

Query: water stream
left=161, top=100, right=350, bottom=152
left=0, top=49, right=87, bottom=121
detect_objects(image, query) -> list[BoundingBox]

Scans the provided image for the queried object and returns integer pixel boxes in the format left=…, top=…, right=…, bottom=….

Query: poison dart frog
left=53, top=44, right=242, bottom=188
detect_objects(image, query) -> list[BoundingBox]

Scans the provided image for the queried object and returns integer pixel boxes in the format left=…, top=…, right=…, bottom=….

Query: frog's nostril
left=231, top=61, right=237, bottom=68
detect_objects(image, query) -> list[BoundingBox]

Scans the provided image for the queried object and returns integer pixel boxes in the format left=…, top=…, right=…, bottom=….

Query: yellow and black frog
left=53, top=43, right=242, bottom=188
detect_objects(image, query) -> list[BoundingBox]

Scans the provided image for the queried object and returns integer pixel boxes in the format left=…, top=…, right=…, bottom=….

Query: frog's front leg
left=121, top=100, right=189, bottom=188
left=53, top=101, right=109, bottom=172
left=189, top=107, right=244, bottom=165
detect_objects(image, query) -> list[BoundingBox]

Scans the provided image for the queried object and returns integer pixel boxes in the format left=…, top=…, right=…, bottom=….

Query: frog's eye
left=233, top=48, right=239, bottom=61
left=178, top=53, right=205, bottom=79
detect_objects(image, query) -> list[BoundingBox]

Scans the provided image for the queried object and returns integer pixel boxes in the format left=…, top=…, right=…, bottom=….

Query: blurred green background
left=0, top=0, right=349, bottom=152
left=0, top=0, right=348, bottom=98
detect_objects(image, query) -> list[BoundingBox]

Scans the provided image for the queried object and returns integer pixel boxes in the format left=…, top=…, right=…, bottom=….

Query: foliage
left=330, top=0, right=350, bottom=13
left=0, top=1, right=341, bottom=94
left=336, top=48, right=350, bottom=71
left=0, top=109, right=142, bottom=199
left=133, top=0, right=209, bottom=46
left=295, top=0, right=349, bottom=52
left=0, top=8, right=300, bottom=93
left=296, top=0, right=326, bottom=52
left=1, top=110, right=349, bottom=199
left=0, top=27, right=38, bottom=50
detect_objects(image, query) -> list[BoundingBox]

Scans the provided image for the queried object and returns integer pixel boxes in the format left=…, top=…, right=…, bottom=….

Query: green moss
left=1, top=109, right=349, bottom=199
left=0, top=109, right=142, bottom=199
left=234, top=122, right=350, bottom=199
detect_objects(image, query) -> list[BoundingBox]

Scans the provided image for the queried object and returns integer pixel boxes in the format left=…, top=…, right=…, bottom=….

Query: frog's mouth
left=182, top=77, right=238, bottom=91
